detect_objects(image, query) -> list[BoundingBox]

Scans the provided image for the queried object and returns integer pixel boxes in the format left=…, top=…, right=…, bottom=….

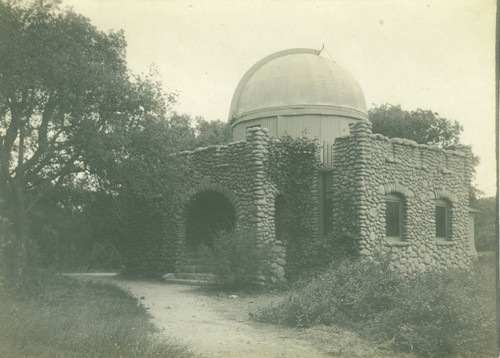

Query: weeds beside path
left=62, top=274, right=408, bottom=358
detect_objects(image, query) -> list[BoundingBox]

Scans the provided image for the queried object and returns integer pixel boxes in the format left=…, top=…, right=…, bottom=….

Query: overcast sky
left=64, top=0, right=496, bottom=197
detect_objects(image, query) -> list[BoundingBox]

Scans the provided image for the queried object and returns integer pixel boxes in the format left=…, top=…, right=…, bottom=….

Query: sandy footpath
left=67, top=274, right=325, bottom=358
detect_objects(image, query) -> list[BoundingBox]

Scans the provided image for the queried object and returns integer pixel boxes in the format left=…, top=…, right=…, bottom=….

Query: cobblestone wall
left=162, top=119, right=472, bottom=280
left=332, top=120, right=474, bottom=272
left=168, top=127, right=287, bottom=281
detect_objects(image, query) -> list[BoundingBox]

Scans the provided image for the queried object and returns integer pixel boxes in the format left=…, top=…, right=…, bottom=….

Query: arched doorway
left=185, top=190, right=236, bottom=249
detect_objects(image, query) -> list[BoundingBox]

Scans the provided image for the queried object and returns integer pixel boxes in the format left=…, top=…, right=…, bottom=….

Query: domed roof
left=229, top=48, right=368, bottom=122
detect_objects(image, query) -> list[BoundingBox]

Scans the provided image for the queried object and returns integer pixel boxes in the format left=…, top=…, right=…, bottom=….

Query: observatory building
left=153, top=48, right=475, bottom=282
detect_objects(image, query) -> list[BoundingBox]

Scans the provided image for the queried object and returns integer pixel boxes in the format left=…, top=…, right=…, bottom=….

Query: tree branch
left=28, top=151, right=81, bottom=188
left=22, top=126, right=67, bottom=182
left=15, top=94, right=57, bottom=175
left=25, top=152, right=82, bottom=213
left=3, top=94, right=21, bottom=154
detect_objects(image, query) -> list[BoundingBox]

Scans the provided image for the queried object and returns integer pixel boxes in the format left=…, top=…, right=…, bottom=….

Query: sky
left=64, top=0, right=497, bottom=197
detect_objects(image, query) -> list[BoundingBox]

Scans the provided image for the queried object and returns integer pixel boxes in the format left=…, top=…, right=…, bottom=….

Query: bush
left=88, top=242, right=123, bottom=271
left=257, top=257, right=497, bottom=357
left=201, top=230, right=272, bottom=289
left=378, top=263, right=497, bottom=357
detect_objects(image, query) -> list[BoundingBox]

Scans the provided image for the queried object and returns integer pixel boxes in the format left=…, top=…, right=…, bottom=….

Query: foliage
left=369, top=104, right=481, bottom=202
left=0, top=0, right=167, bottom=284
left=0, top=1, right=233, bottom=277
left=0, top=213, right=14, bottom=286
left=82, top=69, right=183, bottom=199
left=1, top=176, right=127, bottom=273
left=88, top=242, right=123, bottom=270
left=369, top=104, right=463, bottom=148
left=257, top=258, right=497, bottom=357
left=83, top=108, right=230, bottom=276
left=165, top=113, right=232, bottom=150
left=0, top=271, right=197, bottom=358
left=268, top=135, right=322, bottom=280
left=193, top=118, right=232, bottom=148
left=312, top=232, right=359, bottom=269
left=201, top=230, right=272, bottom=289
left=0, top=0, right=130, bottom=205
left=474, top=196, right=497, bottom=251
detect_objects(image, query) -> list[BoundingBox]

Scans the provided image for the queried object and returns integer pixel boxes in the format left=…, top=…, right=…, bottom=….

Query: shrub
left=378, top=263, right=497, bottom=357
left=257, top=257, right=497, bottom=357
left=201, top=230, right=272, bottom=289
left=89, top=242, right=123, bottom=270
left=257, top=255, right=401, bottom=327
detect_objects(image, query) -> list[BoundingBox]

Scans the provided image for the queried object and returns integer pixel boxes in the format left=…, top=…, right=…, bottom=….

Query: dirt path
left=118, top=280, right=326, bottom=358
left=68, top=274, right=326, bottom=358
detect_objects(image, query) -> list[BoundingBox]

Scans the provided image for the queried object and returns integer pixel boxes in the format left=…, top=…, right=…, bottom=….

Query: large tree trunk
left=0, top=151, right=8, bottom=201
left=12, top=183, right=26, bottom=287
left=11, top=128, right=27, bottom=287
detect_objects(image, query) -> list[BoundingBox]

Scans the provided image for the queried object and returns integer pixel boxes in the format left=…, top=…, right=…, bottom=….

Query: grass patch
left=256, top=258, right=497, bottom=357
left=0, top=271, right=198, bottom=358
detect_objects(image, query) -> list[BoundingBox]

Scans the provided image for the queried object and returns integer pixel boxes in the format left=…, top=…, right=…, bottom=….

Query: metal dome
left=229, top=48, right=368, bottom=124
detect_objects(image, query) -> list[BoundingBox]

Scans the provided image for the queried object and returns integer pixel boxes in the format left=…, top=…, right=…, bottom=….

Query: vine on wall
left=268, top=135, right=322, bottom=279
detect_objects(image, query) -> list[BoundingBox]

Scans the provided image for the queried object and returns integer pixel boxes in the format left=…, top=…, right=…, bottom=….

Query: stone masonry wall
left=332, top=120, right=473, bottom=272
left=167, top=127, right=287, bottom=281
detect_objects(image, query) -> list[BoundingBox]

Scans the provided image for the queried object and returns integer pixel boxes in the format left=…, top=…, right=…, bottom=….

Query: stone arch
left=432, top=190, right=457, bottom=241
left=181, top=180, right=244, bottom=223
left=173, top=180, right=245, bottom=264
left=382, top=183, right=413, bottom=242
left=382, top=183, right=415, bottom=198
left=432, top=189, right=458, bottom=206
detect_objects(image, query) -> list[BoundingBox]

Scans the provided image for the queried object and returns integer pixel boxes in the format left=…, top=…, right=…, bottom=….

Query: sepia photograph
left=0, top=0, right=497, bottom=357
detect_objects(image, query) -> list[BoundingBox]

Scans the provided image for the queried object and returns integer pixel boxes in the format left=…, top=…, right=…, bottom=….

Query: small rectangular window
left=435, top=204, right=448, bottom=239
left=386, top=200, right=401, bottom=237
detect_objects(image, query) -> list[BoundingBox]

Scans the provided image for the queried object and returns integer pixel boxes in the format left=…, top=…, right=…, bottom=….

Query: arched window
left=435, top=199, right=450, bottom=240
left=386, top=193, right=404, bottom=240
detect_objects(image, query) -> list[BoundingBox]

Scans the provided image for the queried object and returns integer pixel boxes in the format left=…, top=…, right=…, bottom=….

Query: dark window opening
left=435, top=199, right=449, bottom=239
left=386, top=193, right=403, bottom=239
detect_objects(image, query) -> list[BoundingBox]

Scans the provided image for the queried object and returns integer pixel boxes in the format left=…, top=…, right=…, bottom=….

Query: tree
left=0, top=1, right=233, bottom=280
left=194, top=118, right=231, bottom=148
left=369, top=104, right=463, bottom=148
left=473, top=197, right=496, bottom=252
left=84, top=109, right=233, bottom=276
left=0, top=1, right=171, bottom=283
left=167, top=113, right=232, bottom=150
left=369, top=104, right=481, bottom=202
